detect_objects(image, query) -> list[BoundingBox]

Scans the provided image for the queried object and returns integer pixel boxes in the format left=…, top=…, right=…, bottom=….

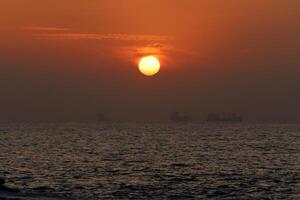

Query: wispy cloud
left=23, top=26, right=70, bottom=31
left=24, top=25, right=172, bottom=42
left=33, top=33, right=172, bottom=42
left=24, top=26, right=177, bottom=60
left=125, top=42, right=198, bottom=58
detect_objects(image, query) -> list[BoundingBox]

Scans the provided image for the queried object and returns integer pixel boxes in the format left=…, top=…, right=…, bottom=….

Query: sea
left=0, top=123, right=299, bottom=199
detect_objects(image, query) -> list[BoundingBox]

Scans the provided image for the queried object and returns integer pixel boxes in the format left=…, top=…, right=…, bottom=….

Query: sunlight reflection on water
left=0, top=123, right=300, bottom=199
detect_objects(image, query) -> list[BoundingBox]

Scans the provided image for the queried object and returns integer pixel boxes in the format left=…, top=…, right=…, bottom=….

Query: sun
left=138, top=56, right=160, bottom=76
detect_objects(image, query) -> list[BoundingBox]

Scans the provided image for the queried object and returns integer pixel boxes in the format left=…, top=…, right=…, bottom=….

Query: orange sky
left=0, top=0, right=300, bottom=122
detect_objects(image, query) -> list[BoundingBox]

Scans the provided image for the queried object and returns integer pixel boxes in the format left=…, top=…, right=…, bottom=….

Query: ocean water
left=0, top=123, right=299, bottom=199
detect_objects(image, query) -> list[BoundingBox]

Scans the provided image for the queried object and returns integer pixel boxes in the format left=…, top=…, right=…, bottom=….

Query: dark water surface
left=0, top=123, right=300, bottom=199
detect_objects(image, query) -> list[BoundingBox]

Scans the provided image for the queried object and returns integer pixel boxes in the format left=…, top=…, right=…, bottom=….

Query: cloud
left=23, top=26, right=178, bottom=61
left=24, top=26, right=172, bottom=43
left=23, top=26, right=70, bottom=31
left=32, top=33, right=172, bottom=42
left=125, top=42, right=198, bottom=59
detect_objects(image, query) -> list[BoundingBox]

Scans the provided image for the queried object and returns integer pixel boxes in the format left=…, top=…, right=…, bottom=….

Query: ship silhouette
left=206, top=112, right=243, bottom=122
left=170, top=111, right=190, bottom=123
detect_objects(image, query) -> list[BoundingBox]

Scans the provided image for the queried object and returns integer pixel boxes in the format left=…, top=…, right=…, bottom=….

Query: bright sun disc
left=138, top=56, right=160, bottom=76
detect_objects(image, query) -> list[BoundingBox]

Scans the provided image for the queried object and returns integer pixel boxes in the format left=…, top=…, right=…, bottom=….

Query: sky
left=0, top=0, right=299, bottom=122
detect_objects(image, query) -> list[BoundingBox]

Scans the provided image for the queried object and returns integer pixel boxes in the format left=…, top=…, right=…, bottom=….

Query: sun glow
left=138, top=56, right=160, bottom=76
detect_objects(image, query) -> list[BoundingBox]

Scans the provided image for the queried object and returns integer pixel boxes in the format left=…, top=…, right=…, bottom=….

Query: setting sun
left=138, top=56, right=160, bottom=76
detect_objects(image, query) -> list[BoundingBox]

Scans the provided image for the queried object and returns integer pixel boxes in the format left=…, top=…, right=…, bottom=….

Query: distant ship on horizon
left=206, top=112, right=243, bottom=123
left=170, top=111, right=190, bottom=123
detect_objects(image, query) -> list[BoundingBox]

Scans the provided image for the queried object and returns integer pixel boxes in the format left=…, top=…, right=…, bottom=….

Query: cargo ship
left=170, top=111, right=190, bottom=123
